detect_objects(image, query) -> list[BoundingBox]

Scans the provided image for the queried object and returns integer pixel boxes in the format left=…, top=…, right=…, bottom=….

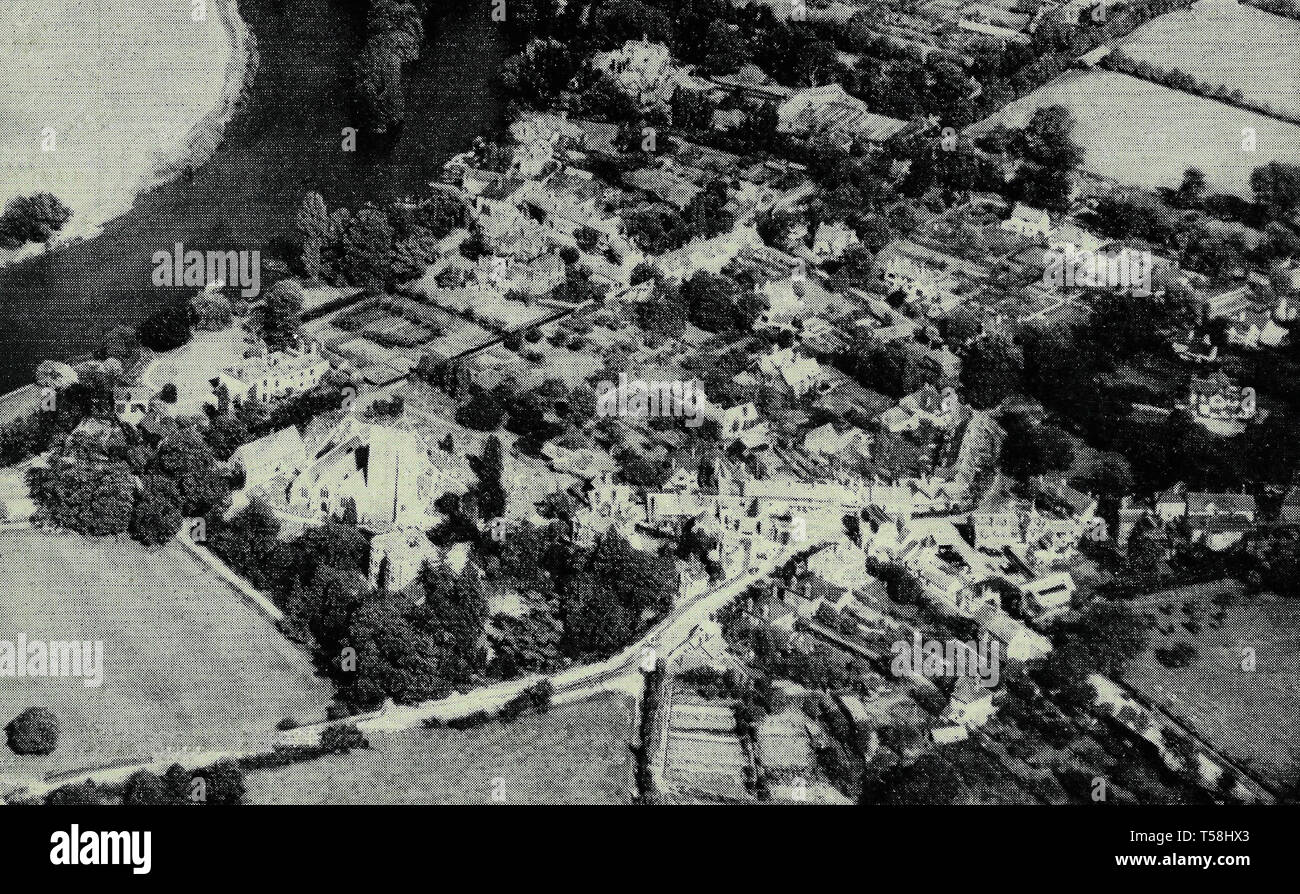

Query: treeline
left=1247, top=0, right=1300, bottom=21
left=1103, top=49, right=1300, bottom=127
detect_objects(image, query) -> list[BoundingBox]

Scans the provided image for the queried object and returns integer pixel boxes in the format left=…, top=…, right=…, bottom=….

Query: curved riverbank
left=0, top=1, right=257, bottom=266
left=0, top=0, right=505, bottom=394
left=138, top=0, right=260, bottom=232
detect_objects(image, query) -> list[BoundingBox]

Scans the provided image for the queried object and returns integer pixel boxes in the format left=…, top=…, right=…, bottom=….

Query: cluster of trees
left=1253, top=0, right=1300, bottom=20
left=1103, top=49, right=1298, bottom=126
left=1033, top=601, right=1150, bottom=708
left=210, top=498, right=488, bottom=710
left=27, top=419, right=233, bottom=545
left=137, top=284, right=241, bottom=354
left=830, top=329, right=946, bottom=399
left=623, top=178, right=736, bottom=254
left=43, top=759, right=247, bottom=805
left=975, top=105, right=1084, bottom=211
left=634, top=271, right=763, bottom=336
left=1084, top=164, right=1300, bottom=275
left=299, top=189, right=471, bottom=290
left=353, top=0, right=427, bottom=133
left=5, top=706, right=59, bottom=755
left=0, top=193, right=72, bottom=250
left=485, top=522, right=679, bottom=672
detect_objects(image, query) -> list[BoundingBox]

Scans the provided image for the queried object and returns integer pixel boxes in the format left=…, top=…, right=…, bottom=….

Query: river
left=0, top=0, right=505, bottom=394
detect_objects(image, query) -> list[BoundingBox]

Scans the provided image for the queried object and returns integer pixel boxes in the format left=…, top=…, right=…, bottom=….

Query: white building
left=218, top=341, right=330, bottom=405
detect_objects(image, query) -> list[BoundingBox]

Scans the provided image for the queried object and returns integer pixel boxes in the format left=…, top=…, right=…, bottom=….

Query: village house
left=802, top=422, right=871, bottom=462
left=1283, top=479, right=1300, bottom=526
left=1181, top=372, right=1257, bottom=434
left=1171, top=330, right=1219, bottom=364
left=879, top=385, right=963, bottom=434
left=1000, top=203, right=1054, bottom=239
left=812, top=221, right=860, bottom=261
left=755, top=277, right=807, bottom=330
left=1223, top=306, right=1288, bottom=350
left=217, top=341, right=330, bottom=405
left=1017, top=571, right=1076, bottom=621
left=974, top=605, right=1052, bottom=661
left=113, top=386, right=152, bottom=427
left=776, top=83, right=909, bottom=150
left=943, top=676, right=998, bottom=728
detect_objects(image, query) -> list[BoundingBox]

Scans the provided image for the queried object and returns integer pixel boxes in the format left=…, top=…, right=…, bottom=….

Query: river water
left=0, top=0, right=504, bottom=393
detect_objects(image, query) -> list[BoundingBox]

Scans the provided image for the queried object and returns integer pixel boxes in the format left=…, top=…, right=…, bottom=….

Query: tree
left=354, top=40, right=405, bottom=134
left=1251, top=161, right=1300, bottom=217
left=6, top=707, right=59, bottom=755
left=501, top=38, right=577, bottom=106
left=122, top=769, right=173, bottom=805
left=320, top=723, right=369, bottom=754
left=137, top=295, right=192, bottom=352
left=190, top=290, right=233, bottom=331
left=700, top=19, right=750, bottom=74
left=0, top=193, right=72, bottom=248
left=1082, top=451, right=1134, bottom=499
left=192, top=759, right=246, bottom=805
left=210, top=497, right=283, bottom=589
left=469, top=436, right=507, bottom=520
left=131, top=474, right=184, bottom=545
left=27, top=456, right=137, bottom=536
left=1015, top=105, right=1083, bottom=170
left=1177, top=167, right=1207, bottom=206
left=681, top=272, right=751, bottom=333
left=1014, top=166, right=1074, bottom=213
left=296, top=191, right=330, bottom=279
left=326, top=206, right=396, bottom=289
left=1000, top=421, right=1075, bottom=479
left=150, top=428, right=228, bottom=517
left=253, top=280, right=305, bottom=351
left=960, top=332, right=1023, bottom=409
left=670, top=86, right=715, bottom=131
left=455, top=388, right=506, bottom=431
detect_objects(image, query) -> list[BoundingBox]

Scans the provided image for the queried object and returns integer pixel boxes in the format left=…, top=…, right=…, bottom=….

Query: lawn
left=244, top=693, right=636, bottom=804
left=1124, top=583, right=1300, bottom=793
left=141, top=326, right=252, bottom=417
left=1117, top=2, right=1300, bottom=121
left=0, top=530, right=334, bottom=783
left=969, top=68, right=1300, bottom=198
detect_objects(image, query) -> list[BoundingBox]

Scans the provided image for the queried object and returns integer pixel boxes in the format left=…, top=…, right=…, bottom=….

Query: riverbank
left=0, top=0, right=257, bottom=267
left=0, top=0, right=504, bottom=396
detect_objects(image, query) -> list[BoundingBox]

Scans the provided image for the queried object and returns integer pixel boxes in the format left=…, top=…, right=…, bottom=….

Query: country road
left=279, top=544, right=796, bottom=746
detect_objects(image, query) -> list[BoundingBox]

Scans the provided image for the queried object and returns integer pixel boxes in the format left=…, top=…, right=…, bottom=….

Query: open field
left=0, top=529, right=333, bottom=781
left=970, top=68, right=1300, bottom=198
left=244, top=692, right=635, bottom=804
left=141, top=325, right=251, bottom=417
left=1117, top=2, right=1300, bottom=121
left=1124, top=583, right=1300, bottom=793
